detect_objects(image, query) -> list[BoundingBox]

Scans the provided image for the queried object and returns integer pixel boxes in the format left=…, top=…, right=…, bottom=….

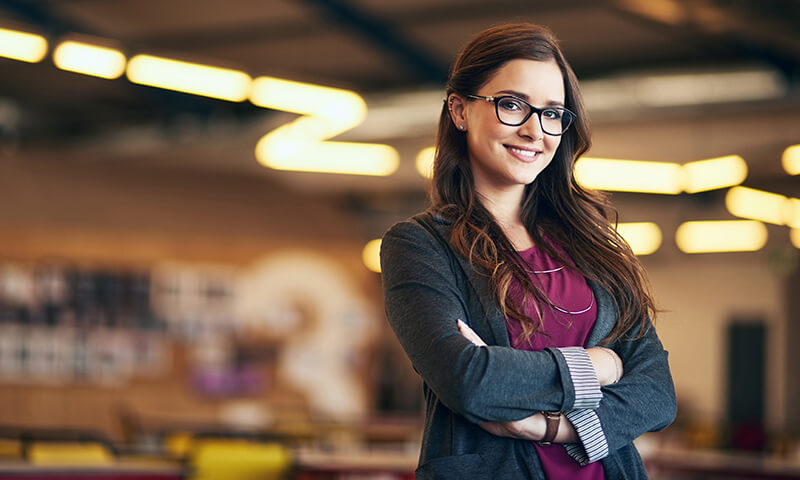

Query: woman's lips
left=505, top=145, right=541, bottom=161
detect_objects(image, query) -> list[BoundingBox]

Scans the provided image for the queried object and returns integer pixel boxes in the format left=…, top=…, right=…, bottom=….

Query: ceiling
left=0, top=0, right=799, bottom=204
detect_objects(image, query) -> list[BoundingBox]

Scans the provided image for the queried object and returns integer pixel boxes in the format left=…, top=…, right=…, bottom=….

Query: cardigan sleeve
left=564, top=316, right=676, bottom=464
left=595, top=317, right=677, bottom=451
left=381, top=220, right=586, bottom=424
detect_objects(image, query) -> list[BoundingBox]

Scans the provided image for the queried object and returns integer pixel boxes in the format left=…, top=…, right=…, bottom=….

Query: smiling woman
left=380, top=23, right=676, bottom=479
left=448, top=58, right=567, bottom=205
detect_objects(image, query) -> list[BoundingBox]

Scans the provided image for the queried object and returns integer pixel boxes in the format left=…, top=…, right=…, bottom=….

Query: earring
left=459, top=124, right=465, bottom=130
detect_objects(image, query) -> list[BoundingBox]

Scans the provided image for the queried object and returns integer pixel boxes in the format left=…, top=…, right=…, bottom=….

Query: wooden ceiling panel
left=198, top=29, right=413, bottom=89
left=49, top=0, right=314, bottom=39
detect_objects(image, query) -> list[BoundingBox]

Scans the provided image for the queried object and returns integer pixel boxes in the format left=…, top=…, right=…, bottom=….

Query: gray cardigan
left=380, top=212, right=676, bottom=479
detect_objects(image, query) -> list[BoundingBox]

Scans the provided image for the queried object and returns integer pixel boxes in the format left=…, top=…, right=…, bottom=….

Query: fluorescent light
left=682, top=155, right=747, bottom=193
left=416, top=147, right=435, bottom=179
left=725, top=186, right=787, bottom=225
left=255, top=118, right=398, bottom=176
left=791, top=229, right=800, bottom=249
left=126, top=54, right=251, bottom=102
left=0, top=27, right=47, bottom=63
left=676, top=220, right=767, bottom=253
left=251, top=79, right=398, bottom=176
left=53, top=41, right=126, bottom=79
left=250, top=76, right=366, bottom=135
left=574, top=157, right=683, bottom=194
left=784, top=198, right=800, bottom=228
left=362, top=239, right=382, bottom=273
left=783, top=145, right=800, bottom=175
left=616, top=222, right=662, bottom=255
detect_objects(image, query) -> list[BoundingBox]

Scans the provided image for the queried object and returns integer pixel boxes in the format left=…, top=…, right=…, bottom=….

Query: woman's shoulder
left=382, top=209, right=455, bottom=240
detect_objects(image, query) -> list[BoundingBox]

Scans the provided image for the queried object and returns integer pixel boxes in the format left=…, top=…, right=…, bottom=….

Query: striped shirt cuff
left=556, top=346, right=602, bottom=409
left=564, top=409, right=609, bottom=466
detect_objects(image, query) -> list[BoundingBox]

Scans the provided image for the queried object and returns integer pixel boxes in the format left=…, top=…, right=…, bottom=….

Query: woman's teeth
left=507, top=146, right=538, bottom=158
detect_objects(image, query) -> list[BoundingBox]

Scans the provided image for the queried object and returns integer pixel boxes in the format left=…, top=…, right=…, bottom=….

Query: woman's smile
left=504, top=144, right=543, bottom=162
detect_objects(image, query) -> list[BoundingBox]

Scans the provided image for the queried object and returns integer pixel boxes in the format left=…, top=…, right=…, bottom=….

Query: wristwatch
left=537, top=411, right=561, bottom=446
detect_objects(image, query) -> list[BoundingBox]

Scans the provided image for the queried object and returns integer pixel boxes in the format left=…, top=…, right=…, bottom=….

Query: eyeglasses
left=467, top=94, right=576, bottom=136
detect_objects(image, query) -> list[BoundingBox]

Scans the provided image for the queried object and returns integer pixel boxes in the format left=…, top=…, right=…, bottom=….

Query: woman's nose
left=518, top=112, right=545, bottom=140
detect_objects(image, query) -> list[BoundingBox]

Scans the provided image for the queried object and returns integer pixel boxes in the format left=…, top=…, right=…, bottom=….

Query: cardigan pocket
left=415, top=453, right=489, bottom=479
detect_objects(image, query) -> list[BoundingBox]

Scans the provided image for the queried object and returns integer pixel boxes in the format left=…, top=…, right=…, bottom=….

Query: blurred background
left=0, top=0, right=799, bottom=478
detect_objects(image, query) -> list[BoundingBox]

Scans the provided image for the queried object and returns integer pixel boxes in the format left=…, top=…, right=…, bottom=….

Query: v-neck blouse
left=505, top=243, right=605, bottom=479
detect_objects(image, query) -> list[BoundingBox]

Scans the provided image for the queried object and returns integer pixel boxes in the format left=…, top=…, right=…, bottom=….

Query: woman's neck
left=477, top=186, right=524, bottom=227
left=477, top=186, right=534, bottom=250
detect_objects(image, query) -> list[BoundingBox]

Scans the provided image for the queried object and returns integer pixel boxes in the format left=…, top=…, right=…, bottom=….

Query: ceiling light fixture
left=126, top=54, right=251, bottom=102
left=725, top=186, right=787, bottom=225
left=53, top=41, right=126, bottom=79
left=682, top=155, right=748, bottom=193
left=783, top=198, right=800, bottom=228
left=574, top=157, right=684, bottom=194
left=676, top=220, right=768, bottom=253
left=362, top=239, right=382, bottom=273
left=791, top=229, right=800, bottom=250
left=251, top=77, right=398, bottom=176
left=783, top=145, right=800, bottom=176
left=616, top=222, right=662, bottom=255
left=415, top=147, right=436, bottom=179
left=0, top=27, right=47, bottom=63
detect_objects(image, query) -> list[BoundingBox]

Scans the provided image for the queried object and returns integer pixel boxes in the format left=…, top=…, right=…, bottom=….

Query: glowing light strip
left=617, top=222, right=662, bottom=255
left=725, top=186, right=788, bottom=225
left=127, top=54, right=251, bottom=101
left=416, top=147, right=436, bottom=179
left=785, top=198, right=800, bottom=228
left=0, top=27, right=47, bottom=63
left=682, top=155, right=748, bottom=193
left=574, top=157, right=684, bottom=194
left=53, top=41, right=126, bottom=79
left=362, top=239, right=382, bottom=273
left=783, top=145, right=800, bottom=175
left=252, top=77, right=398, bottom=176
left=574, top=155, right=749, bottom=194
left=676, top=220, right=767, bottom=253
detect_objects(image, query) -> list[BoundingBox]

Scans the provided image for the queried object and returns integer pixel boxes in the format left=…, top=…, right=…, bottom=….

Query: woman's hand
left=457, top=319, right=487, bottom=346
left=480, top=415, right=543, bottom=440
left=480, top=413, right=578, bottom=443
left=586, top=347, right=623, bottom=386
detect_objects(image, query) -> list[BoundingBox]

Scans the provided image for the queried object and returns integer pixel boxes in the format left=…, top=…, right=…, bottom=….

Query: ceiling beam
left=611, top=0, right=800, bottom=84
left=297, top=0, right=448, bottom=84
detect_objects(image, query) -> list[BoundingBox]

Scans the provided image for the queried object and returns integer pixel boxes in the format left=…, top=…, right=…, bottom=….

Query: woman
left=380, top=23, right=676, bottom=479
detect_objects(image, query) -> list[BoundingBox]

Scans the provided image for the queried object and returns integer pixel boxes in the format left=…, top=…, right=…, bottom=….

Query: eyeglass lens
left=495, top=97, right=572, bottom=134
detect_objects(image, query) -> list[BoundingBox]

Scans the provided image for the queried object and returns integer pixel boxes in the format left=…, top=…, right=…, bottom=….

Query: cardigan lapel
left=427, top=212, right=511, bottom=347
left=452, top=251, right=512, bottom=347
left=585, top=280, right=617, bottom=346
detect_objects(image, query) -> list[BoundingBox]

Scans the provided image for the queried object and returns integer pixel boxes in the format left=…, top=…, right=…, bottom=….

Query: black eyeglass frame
left=466, top=94, right=576, bottom=136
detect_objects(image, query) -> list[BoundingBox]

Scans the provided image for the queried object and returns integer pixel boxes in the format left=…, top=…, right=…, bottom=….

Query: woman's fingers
left=457, top=319, right=487, bottom=346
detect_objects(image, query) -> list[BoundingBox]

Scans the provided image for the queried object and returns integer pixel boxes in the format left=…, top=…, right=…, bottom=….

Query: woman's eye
left=498, top=99, right=523, bottom=111
left=542, top=108, right=563, bottom=120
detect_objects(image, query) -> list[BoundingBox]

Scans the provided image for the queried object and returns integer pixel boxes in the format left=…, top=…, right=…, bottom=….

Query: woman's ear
left=447, top=93, right=467, bottom=132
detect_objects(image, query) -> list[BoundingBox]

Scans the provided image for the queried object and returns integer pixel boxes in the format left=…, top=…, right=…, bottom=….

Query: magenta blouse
left=505, top=243, right=606, bottom=479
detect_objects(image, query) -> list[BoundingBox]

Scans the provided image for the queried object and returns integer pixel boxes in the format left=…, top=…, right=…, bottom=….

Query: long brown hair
left=431, top=23, right=656, bottom=344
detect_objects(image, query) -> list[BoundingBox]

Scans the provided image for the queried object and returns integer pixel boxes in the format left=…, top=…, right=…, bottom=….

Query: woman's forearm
left=479, top=412, right=578, bottom=443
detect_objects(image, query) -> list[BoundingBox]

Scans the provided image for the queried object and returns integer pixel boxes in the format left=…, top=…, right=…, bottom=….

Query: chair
left=186, top=435, right=292, bottom=480
left=20, top=428, right=117, bottom=466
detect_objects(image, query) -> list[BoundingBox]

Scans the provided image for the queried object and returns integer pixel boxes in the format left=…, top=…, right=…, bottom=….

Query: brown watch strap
left=538, top=411, right=561, bottom=446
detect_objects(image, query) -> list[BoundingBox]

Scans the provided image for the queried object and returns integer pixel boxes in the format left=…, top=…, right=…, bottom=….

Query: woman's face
left=451, top=58, right=566, bottom=197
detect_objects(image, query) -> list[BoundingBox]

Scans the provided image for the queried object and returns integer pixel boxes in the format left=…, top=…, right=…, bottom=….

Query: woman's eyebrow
left=494, top=89, right=565, bottom=107
left=495, top=89, right=529, bottom=100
